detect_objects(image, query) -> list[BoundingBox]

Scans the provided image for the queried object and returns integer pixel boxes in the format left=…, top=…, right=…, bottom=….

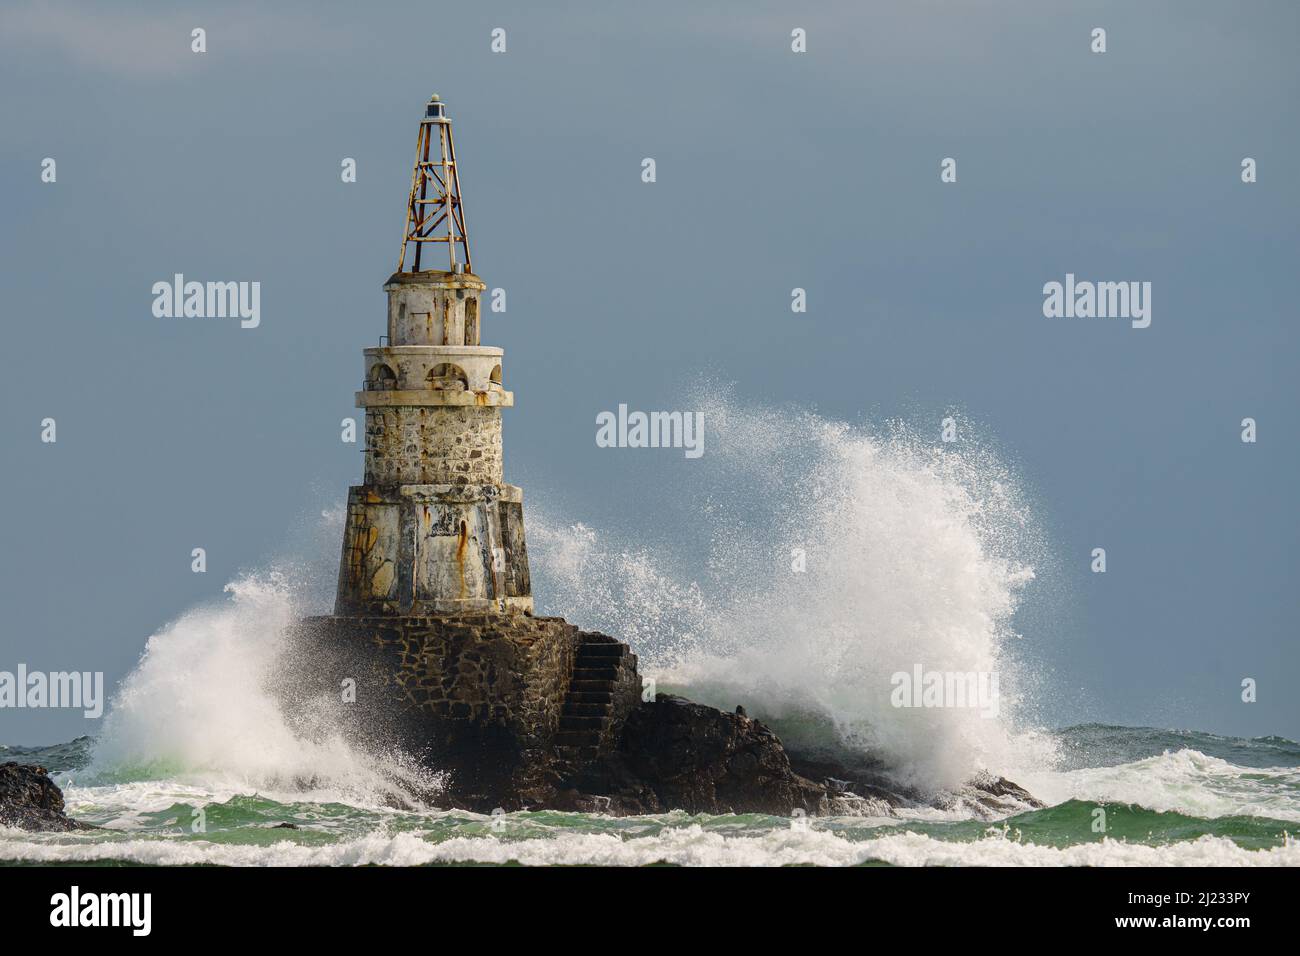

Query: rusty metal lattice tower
left=397, top=94, right=472, bottom=274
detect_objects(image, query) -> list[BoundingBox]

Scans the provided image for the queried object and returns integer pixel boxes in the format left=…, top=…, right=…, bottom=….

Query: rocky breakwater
left=290, top=612, right=1042, bottom=818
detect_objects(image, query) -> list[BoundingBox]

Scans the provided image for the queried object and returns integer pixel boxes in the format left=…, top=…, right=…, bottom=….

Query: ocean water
left=2, top=729, right=1297, bottom=866
left=3, top=396, right=1296, bottom=866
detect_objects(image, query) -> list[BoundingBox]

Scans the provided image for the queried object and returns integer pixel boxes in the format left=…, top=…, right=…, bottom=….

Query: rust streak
left=455, top=519, right=468, bottom=598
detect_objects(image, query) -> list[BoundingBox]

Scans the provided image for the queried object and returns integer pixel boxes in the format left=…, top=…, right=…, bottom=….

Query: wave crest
left=531, top=390, right=1055, bottom=791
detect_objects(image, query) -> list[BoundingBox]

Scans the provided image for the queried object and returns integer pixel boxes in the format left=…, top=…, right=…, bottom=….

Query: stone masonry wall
left=365, top=405, right=503, bottom=485
left=318, top=613, right=579, bottom=752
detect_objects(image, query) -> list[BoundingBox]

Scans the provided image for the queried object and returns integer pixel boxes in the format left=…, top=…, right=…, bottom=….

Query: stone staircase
left=554, top=634, right=635, bottom=764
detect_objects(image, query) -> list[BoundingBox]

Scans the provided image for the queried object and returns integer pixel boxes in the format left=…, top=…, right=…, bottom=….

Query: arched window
left=427, top=363, right=468, bottom=391
left=368, top=363, right=398, bottom=390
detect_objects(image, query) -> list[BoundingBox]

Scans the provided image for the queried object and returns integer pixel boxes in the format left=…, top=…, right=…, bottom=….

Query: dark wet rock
left=972, top=773, right=1042, bottom=804
left=0, top=762, right=95, bottom=832
left=548, top=695, right=832, bottom=816
left=786, top=752, right=1045, bottom=819
left=270, top=822, right=300, bottom=829
left=536, top=697, right=1032, bottom=819
left=786, top=753, right=917, bottom=810
left=957, top=773, right=1046, bottom=817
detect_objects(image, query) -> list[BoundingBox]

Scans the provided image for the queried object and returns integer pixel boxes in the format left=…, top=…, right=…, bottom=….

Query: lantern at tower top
left=397, top=94, right=472, bottom=275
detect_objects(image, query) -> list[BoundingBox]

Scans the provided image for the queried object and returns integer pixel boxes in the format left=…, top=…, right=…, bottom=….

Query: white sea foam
left=2, top=825, right=1295, bottom=868
left=1019, top=748, right=1300, bottom=823
left=531, top=390, right=1055, bottom=792
left=87, top=568, right=438, bottom=808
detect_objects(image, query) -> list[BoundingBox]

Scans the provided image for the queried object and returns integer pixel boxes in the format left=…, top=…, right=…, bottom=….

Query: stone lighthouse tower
left=334, top=94, right=532, bottom=616
left=303, top=95, right=639, bottom=806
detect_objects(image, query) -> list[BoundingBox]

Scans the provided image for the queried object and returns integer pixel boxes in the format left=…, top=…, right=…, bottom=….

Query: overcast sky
left=2, top=0, right=1297, bottom=744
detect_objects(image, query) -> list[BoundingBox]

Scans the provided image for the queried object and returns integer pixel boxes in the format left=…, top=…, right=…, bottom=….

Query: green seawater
left=3, top=726, right=1298, bottom=866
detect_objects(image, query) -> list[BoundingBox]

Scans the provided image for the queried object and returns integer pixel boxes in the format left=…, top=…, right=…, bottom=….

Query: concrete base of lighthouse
left=290, top=611, right=643, bottom=809
left=334, top=482, right=533, bottom=616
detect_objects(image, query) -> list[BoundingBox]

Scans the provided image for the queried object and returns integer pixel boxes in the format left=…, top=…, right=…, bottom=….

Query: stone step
left=556, top=638, right=635, bottom=765
left=559, top=715, right=607, bottom=731
left=563, top=702, right=609, bottom=717
left=566, top=691, right=611, bottom=707
left=568, top=678, right=615, bottom=691
left=577, top=645, right=626, bottom=660
left=575, top=657, right=622, bottom=669
left=559, top=712, right=607, bottom=726
left=572, top=667, right=618, bottom=681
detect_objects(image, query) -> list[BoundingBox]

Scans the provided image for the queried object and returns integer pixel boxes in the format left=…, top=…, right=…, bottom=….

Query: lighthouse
left=301, top=96, right=640, bottom=803
left=334, top=94, right=533, bottom=616
left=290, top=101, right=896, bottom=817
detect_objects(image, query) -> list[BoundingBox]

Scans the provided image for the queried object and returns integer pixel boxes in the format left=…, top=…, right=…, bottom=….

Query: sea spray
left=529, top=389, right=1056, bottom=793
left=89, top=568, right=440, bottom=807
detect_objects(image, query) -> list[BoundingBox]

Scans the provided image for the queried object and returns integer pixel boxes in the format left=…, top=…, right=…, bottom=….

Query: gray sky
left=2, top=0, right=1297, bottom=744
